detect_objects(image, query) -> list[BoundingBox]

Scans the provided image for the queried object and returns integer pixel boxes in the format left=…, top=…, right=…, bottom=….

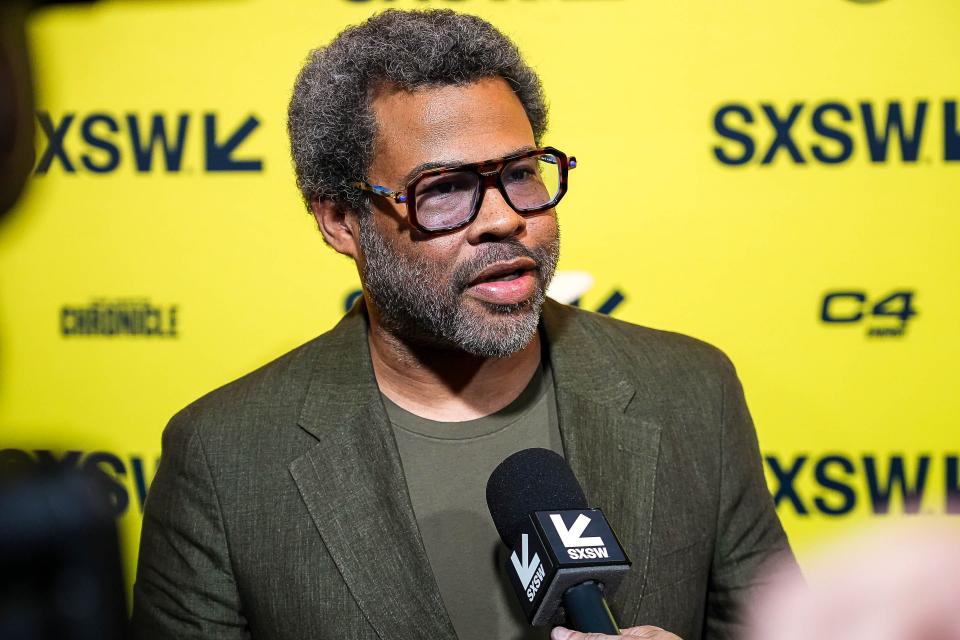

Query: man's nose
left=465, top=183, right=526, bottom=244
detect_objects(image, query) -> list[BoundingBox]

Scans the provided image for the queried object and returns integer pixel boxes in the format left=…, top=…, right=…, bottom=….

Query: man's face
left=356, top=77, right=560, bottom=358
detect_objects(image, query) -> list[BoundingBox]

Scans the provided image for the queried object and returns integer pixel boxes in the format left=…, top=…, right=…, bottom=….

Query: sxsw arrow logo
left=510, top=534, right=542, bottom=589
left=550, top=513, right=604, bottom=547
left=204, top=114, right=262, bottom=171
left=547, top=271, right=625, bottom=316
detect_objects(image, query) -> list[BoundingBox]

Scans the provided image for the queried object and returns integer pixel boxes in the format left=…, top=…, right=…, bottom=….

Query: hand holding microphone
left=551, top=625, right=682, bottom=640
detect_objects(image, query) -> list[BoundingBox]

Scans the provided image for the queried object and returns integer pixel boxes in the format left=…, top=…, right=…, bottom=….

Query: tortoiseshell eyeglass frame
left=351, top=146, right=577, bottom=234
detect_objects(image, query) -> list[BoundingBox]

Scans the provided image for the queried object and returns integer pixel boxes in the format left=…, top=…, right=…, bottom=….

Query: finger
left=550, top=625, right=618, bottom=640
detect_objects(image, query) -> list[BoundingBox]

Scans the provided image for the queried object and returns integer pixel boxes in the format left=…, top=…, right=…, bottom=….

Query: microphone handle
left=562, top=580, right=620, bottom=634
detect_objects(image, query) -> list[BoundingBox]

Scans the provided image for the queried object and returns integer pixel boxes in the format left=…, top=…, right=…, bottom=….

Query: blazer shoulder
left=554, top=302, right=736, bottom=378
left=163, top=312, right=365, bottom=447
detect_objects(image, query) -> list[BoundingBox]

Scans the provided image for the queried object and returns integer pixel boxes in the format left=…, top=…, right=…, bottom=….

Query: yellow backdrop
left=2, top=0, right=958, bottom=602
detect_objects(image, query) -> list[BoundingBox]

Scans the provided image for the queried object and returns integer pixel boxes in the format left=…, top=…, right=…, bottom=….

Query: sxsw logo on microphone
left=550, top=513, right=611, bottom=560
left=506, top=509, right=631, bottom=624
left=535, top=509, right=629, bottom=567
left=511, top=534, right=546, bottom=602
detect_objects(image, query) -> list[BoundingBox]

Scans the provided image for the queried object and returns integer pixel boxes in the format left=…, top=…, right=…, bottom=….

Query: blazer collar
left=541, top=299, right=660, bottom=616
left=293, top=298, right=641, bottom=437
left=290, top=303, right=455, bottom=640
left=290, top=299, right=660, bottom=636
left=543, top=301, right=662, bottom=621
left=540, top=298, right=637, bottom=411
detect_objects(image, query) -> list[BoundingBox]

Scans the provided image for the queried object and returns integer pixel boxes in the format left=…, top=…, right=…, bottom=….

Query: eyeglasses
left=352, top=146, right=576, bottom=233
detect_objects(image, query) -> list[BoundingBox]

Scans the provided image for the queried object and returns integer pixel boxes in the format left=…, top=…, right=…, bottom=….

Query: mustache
left=450, top=239, right=545, bottom=293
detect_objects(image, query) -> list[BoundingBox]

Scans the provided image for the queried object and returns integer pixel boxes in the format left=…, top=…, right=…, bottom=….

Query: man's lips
left=468, top=257, right=538, bottom=286
left=465, top=257, right=538, bottom=305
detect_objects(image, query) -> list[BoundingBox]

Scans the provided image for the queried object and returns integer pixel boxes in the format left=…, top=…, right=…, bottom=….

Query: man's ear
left=311, top=199, right=360, bottom=259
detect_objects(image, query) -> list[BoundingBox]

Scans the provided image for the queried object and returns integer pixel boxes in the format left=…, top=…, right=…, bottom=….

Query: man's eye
left=505, top=167, right=537, bottom=183
left=418, top=175, right=474, bottom=199
left=504, top=159, right=540, bottom=184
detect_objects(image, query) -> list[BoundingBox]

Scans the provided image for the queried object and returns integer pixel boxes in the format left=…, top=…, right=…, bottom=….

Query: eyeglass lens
left=412, top=152, right=563, bottom=231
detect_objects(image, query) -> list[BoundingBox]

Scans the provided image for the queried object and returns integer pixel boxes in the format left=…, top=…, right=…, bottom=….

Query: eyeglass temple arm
left=352, top=181, right=409, bottom=203
left=538, top=154, right=577, bottom=169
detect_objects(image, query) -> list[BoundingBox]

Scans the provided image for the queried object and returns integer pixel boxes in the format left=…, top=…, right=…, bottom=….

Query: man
left=131, top=9, right=796, bottom=640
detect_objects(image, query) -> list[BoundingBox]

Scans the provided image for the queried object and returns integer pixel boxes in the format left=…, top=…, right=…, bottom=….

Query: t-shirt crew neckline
left=380, top=362, right=551, bottom=441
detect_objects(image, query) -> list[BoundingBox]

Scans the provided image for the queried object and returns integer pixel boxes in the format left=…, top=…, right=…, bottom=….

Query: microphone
left=486, top=448, right=631, bottom=634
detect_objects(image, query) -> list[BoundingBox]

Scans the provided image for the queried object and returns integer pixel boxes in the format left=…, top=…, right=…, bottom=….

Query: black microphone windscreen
left=486, top=448, right=588, bottom=546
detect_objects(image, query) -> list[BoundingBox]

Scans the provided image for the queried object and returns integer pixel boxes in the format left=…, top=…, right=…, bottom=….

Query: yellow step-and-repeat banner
left=1, top=0, right=958, bottom=600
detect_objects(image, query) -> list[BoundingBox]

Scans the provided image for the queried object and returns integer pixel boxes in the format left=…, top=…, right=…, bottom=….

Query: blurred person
left=746, top=521, right=960, bottom=640
left=131, top=9, right=796, bottom=640
left=0, top=1, right=35, bottom=218
left=2, top=3, right=126, bottom=640
left=0, top=465, right=127, bottom=640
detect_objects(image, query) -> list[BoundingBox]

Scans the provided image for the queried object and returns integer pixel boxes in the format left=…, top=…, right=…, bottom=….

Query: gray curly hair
left=287, top=9, right=548, bottom=215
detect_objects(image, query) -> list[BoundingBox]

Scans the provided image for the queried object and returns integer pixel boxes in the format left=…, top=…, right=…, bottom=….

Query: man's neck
left=367, top=315, right=542, bottom=423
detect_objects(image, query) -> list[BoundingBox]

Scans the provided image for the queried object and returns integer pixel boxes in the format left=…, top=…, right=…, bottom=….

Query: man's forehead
left=369, top=77, right=536, bottom=182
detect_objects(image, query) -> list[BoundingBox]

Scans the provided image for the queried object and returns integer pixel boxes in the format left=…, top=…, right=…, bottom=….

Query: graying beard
left=358, top=222, right=558, bottom=358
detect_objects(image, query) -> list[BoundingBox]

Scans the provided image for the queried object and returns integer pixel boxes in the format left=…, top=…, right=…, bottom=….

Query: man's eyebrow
left=397, top=159, right=462, bottom=188
left=396, top=145, right=538, bottom=187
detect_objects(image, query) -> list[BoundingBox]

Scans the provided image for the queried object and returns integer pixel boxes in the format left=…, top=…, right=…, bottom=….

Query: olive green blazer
left=131, top=299, right=795, bottom=640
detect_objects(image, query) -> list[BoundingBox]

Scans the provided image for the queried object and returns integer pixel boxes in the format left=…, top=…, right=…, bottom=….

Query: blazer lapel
left=542, top=300, right=662, bottom=617
left=288, top=308, right=456, bottom=640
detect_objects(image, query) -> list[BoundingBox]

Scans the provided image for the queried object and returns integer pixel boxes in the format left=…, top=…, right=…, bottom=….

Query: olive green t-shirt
left=382, top=363, right=563, bottom=640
